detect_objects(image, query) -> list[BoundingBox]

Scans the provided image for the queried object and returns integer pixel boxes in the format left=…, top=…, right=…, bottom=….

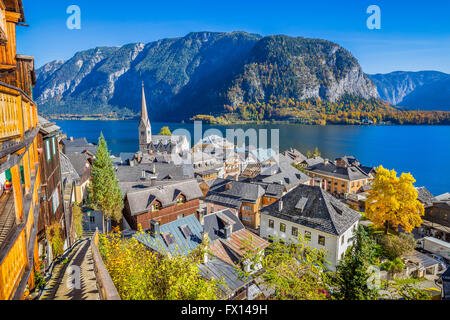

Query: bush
left=48, top=223, right=64, bottom=258
left=381, top=257, right=405, bottom=273
left=98, top=229, right=223, bottom=300
left=72, top=203, right=83, bottom=239
left=380, top=233, right=416, bottom=260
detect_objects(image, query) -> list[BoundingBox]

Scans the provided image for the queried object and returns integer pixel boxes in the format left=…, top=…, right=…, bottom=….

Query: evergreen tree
left=87, top=133, right=123, bottom=232
left=333, top=226, right=379, bottom=300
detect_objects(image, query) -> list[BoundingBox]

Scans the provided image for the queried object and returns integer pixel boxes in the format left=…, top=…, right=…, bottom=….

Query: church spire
left=141, top=81, right=149, bottom=121
left=139, top=81, right=152, bottom=152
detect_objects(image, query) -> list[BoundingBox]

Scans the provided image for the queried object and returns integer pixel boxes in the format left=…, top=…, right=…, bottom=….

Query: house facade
left=0, top=0, right=41, bottom=300
left=123, top=179, right=203, bottom=230
left=260, top=184, right=360, bottom=271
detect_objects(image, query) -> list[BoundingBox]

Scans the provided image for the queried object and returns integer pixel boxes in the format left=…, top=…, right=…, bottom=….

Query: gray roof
left=62, top=137, right=98, bottom=155
left=126, top=179, right=203, bottom=216
left=134, top=214, right=203, bottom=256
left=205, top=178, right=266, bottom=207
left=416, top=187, right=435, bottom=207
left=38, top=116, right=61, bottom=136
left=262, top=184, right=361, bottom=236
left=203, top=209, right=245, bottom=242
left=283, top=148, right=307, bottom=163
left=302, top=156, right=324, bottom=167
left=59, top=152, right=80, bottom=182
left=198, top=257, right=250, bottom=296
left=256, top=154, right=310, bottom=190
left=116, top=163, right=194, bottom=184
left=66, top=153, right=90, bottom=177
left=307, top=162, right=369, bottom=181
left=436, top=193, right=450, bottom=202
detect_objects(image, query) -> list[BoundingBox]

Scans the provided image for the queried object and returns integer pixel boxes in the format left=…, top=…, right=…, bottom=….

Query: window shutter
left=46, top=140, right=51, bottom=162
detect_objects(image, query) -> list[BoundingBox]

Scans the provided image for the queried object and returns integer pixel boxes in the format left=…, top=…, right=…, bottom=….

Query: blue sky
left=17, top=0, right=450, bottom=74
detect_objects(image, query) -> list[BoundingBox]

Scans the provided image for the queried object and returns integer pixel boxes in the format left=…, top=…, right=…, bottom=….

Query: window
left=90, top=216, right=95, bottom=223
left=341, top=235, right=345, bottom=245
left=179, top=225, right=192, bottom=239
left=151, top=201, right=161, bottom=212
left=162, top=232, right=175, bottom=246
left=292, top=227, right=298, bottom=237
left=242, top=205, right=252, bottom=211
left=176, top=195, right=186, bottom=205
left=340, top=252, right=345, bottom=260
left=305, top=231, right=311, bottom=241
left=52, top=136, right=56, bottom=155
left=45, top=140, right=51, bottom=162
left=318, top=235, right=326, bottom=246
left=280, top=223, right=286, bottom=233
left=268, top=219, right=274, bottom=229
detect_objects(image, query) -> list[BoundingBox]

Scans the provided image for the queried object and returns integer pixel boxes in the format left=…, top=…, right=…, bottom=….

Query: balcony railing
left=0, top=81, right=37, bottom=142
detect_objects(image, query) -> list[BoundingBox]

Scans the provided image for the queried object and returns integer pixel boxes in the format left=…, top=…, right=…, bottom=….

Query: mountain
left=368, top=71, right=450, bottom=110
left=35, top=31, right=379, bottom=121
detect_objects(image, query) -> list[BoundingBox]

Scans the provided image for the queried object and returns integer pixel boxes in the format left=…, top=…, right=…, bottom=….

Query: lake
left=54, top=120, right=450, bottom=196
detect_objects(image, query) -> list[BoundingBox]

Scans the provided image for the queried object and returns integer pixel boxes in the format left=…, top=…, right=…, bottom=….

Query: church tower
left=139, top=82, right=152, bottom=152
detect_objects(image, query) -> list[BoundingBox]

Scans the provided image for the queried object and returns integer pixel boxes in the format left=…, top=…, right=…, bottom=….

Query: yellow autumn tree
left=366, top=166, right=424, bottom=234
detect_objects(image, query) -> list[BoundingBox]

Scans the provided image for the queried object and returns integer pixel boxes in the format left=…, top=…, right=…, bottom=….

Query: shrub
left=380, top=233, right=416, bottom=260
left=98, top=229, right=223, bottom=300
left=48, top=222, right=64, bottom=258
left=72, top=203, right=83, bottom=239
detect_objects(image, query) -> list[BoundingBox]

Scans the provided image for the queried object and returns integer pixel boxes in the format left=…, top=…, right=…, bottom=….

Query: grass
left=394, top=278, right=425, bottom=286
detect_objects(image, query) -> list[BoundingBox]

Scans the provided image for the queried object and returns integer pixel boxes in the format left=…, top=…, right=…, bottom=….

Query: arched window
left=151, top=200, right=162, bottom=212
left=176, top=195, right=186, bottom=205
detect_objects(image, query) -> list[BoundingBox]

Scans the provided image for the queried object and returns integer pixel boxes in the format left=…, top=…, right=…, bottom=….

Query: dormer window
left=176, top=195, right=186, bottom=205
left=151, top=201, right=162, bottom=212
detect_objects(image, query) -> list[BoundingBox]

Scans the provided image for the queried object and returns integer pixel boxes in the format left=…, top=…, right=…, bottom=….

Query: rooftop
left=262, top=184, right=361, bottom=236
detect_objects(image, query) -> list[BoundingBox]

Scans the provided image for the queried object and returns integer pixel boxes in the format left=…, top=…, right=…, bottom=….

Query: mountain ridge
left=35, top=31, right=380, bottom=121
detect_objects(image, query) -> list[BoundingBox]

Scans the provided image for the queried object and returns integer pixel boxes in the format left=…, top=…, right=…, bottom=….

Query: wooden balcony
left=0, top=81, right=37, bottom=143
left=0, top=190, right=16, bottom=248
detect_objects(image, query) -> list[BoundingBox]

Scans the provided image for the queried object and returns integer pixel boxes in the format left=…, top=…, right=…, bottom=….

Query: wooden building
left=37, top=116, right=68, bottom=266
left=123, top=179, right=203, bottom=230
left=0, top=0, right=41, bottom=300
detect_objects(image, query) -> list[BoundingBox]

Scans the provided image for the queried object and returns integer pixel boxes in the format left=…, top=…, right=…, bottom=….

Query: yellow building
left=0, top=0, right=41, bottom=300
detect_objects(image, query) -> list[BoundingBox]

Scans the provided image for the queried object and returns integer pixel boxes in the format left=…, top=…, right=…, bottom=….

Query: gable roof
left=307, top=162, right=369, bottom=181
left=134, top=214, right=203, bottom=256
left=205, top=178, right=266, bottom=207
left=262, top=184, right=361, bottom=236
left=66, top=153, right=90, bottom=177
left=198, top=256, right=251, bottom=296
left=436, top=193, right=450, bottom=202
left=203, top=209, right=269, bottom=266
left=126, top=179, right=203, bottom=216
left=38, top=116, right=61, bottom=136
left=416, top=187, right=436, bottom=207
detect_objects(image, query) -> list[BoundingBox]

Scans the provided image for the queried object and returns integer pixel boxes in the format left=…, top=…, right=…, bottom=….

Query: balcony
left=0, top=190, right=16, bottom=249
left=0, top=81, right=37, bottom=143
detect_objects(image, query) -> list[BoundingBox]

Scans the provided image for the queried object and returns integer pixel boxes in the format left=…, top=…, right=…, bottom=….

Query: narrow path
left=40, top=239, right=100, bottom=300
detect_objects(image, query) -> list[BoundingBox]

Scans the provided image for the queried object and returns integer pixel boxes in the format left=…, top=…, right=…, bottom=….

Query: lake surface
left=55, top=120, right=450, bottom=196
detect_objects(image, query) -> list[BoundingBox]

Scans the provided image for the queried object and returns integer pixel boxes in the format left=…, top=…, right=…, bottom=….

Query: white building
left=260, top=184, right=360, bottom=271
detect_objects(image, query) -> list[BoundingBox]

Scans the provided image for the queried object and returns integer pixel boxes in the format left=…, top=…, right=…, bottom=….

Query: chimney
left=153, top=163, right=156, bottom=174
left=324, top=159, right=329, bottom=165
left=197, top=209, right=205, bottom=225
left=224, top=224, right=232, bottom=240
left=150, top=176, right=157, bottom=186
left=278, top=199, right=283, bottom=212
left=141, top=169, right=146, bottom=180
left=150, top=220, right=160, bottom=238
left=70, top=136, right=74, bottom=141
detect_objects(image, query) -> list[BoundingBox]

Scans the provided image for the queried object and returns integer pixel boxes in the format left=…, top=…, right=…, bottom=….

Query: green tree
left=99, top=229, right=222, bottom=300
left=87, top=133, right=123, bottom=232
left=239, top=235, right=331, bottom=300
left=333, top=226, right=379, bottom=300
left=158, top=126, right=172, bottom=135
